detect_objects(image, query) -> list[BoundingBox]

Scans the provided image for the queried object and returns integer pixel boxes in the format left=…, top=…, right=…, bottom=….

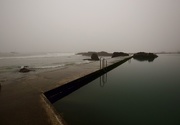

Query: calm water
left=54, top=54, right=180, bottom=125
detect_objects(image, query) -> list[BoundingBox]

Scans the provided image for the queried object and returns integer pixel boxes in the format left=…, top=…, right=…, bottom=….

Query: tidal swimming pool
left=54, top=54, right=180, bottom=125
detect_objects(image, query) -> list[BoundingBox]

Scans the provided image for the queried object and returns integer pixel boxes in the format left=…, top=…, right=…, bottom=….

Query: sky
left=0, top=0, right=180, bottom=53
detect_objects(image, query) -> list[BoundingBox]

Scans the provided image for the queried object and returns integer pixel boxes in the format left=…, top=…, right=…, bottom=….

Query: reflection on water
left=128, top=58, right=131, bottom=63
left=99, top=73, right=107, bottom=87
left=0, top=83, right=1, bottom=93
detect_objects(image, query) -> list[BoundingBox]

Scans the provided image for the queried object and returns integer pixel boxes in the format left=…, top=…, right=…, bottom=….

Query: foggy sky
left=0, top=0, right=180, bottom=53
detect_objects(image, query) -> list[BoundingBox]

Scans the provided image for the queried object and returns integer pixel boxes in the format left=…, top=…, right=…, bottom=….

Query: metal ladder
left=100, top=57, right=107, bottom=69
left=99, top=57, right=108, bottom=87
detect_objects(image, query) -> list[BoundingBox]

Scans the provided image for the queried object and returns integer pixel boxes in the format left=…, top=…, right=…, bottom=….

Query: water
left=0, top=52, right=91, bottom=84
left=54, top=54, right=180, bottom=125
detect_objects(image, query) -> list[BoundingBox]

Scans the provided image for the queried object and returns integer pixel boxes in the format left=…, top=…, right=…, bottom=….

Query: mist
left=0, top=0, right=180, bottom=53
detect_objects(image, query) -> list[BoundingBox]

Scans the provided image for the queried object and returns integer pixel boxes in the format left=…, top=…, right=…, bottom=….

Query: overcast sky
left=0, top=0, right=180, bottom=53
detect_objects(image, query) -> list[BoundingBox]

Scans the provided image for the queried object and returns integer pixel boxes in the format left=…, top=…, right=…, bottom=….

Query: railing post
left=100, top=58, right=101, bottom=69
left=99, top=58, right=108, bottom=87
left=106, top=60, right=107, bottom=67
left=102, top=58, right=104, bottom=69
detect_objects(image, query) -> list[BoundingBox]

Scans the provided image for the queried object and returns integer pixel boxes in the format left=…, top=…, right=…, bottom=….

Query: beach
left=0, top=52, right=91, bottom=86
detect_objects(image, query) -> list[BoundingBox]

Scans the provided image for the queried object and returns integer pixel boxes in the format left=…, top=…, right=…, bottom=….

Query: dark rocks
left=77, top=51, right=112, bottom=56
left=133, top=52, right=158, bottom=58
left=133, top=52, right=158, bottom=62
left=112, top=52, right=129, bottom=58
left=19, top=66, right=33, bottom=73
left=83, top=53, right=100, bottom=61
left=97, top=51, right=112, bottom=56
left=91, top=53, right=99, bottom=61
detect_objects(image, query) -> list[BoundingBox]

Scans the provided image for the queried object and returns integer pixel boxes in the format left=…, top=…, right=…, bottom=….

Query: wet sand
left=0, top=57, right=131, bottom=125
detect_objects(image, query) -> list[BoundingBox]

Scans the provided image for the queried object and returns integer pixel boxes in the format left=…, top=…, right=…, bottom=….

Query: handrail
left=99, top=57, right=108, bottom=87
left=100, top=57, right=107, bottom=69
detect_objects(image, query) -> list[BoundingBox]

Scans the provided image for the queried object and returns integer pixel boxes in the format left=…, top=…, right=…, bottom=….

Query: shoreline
left=0, top=56, right=132, bottom=125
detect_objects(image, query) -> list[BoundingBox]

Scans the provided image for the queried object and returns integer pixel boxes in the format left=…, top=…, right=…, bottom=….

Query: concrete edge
left=41, top=94, right=67, bottom=125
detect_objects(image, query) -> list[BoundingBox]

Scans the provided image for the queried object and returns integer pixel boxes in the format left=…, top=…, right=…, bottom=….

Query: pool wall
left=44, top=56, right=132, bottom=104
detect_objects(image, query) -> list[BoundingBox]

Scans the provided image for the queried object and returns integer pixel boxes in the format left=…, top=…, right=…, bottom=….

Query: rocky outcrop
left=112, top=52, right=129, bottom=58
left=91, top=53, right=99, bottom=60
left=133, top=52, right=158, bottom=62
left=19, top=66, right=33, bottom=73
left=83, top=53, right=100, bottom=61
left=97, top=51, right=112, bottom=56
left=77, top=51, right=112, bottom=56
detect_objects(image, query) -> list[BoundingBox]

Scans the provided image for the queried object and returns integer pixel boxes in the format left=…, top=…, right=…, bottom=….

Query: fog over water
left=0, top=0, right=180, bottom=53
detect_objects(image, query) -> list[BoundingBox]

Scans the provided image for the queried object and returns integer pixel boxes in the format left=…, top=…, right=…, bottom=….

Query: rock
left=19, top=66, right=32, bottom=73
left=133, top=52, right=158, bottom=58
left=91, top=53, right=99, bottom=61
left=112, top=52, right=129, bottom=58
left=133, top=52, right=158, bottom=62
left=97, top=51, right=112, bottom=56
left=76, top=51, right=112, bottom=56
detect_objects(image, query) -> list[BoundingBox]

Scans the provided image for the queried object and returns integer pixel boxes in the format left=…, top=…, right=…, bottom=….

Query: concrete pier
left=0, top=56, right=132, bottom=125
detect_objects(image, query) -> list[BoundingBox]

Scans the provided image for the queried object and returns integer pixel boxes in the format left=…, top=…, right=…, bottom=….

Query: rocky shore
left=133, top=52, right=158, bottom=62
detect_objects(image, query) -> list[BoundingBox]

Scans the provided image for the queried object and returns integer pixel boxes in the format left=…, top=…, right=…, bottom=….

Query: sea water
left=54, top=54, right=180, bottom=125
left=0, top=52, right=90, bottom=85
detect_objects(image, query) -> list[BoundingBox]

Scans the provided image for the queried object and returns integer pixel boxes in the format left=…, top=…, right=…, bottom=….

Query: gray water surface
left=54, top=54, right=180, bottom=125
